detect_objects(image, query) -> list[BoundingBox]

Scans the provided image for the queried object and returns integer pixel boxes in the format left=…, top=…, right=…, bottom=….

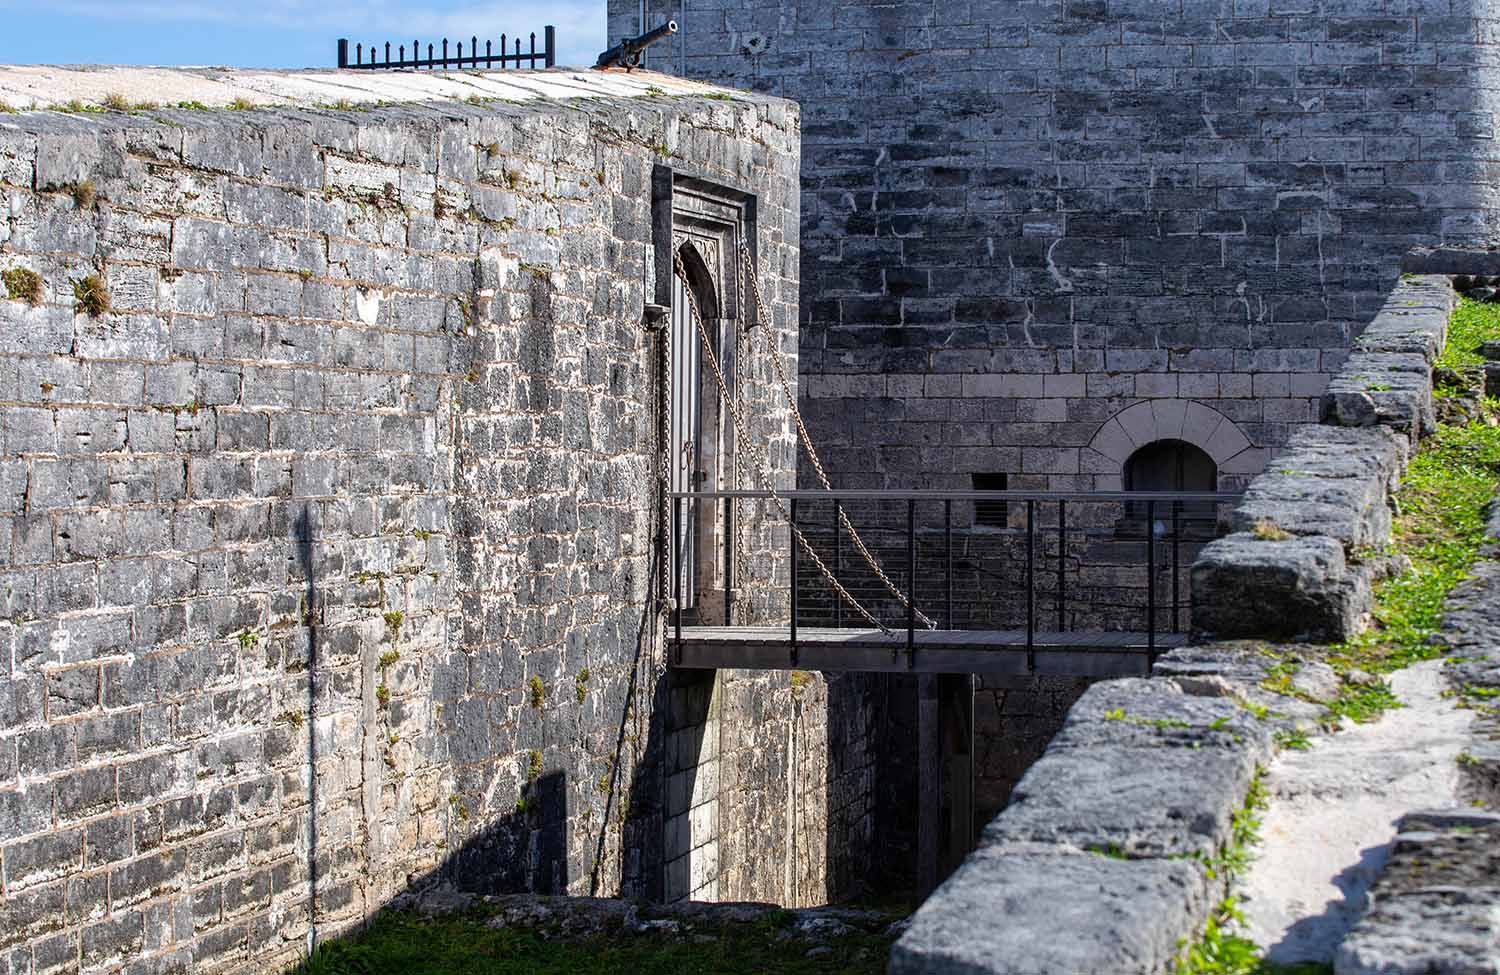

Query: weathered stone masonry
left=612, top=0, right=1500, bottom=489
left=612, top=0, right=1500, bottom=840
left=0, top=69, right=859, bottom=975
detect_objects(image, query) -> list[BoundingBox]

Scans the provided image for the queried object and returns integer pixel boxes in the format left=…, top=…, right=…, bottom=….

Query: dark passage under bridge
left=665, top=486, right=1242, bottom=896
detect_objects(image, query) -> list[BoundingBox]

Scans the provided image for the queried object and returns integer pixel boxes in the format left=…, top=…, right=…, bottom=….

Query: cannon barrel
left=595, top=20, right=678, bottom=69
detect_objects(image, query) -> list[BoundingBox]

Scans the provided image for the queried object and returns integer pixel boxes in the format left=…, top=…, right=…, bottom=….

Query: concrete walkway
left=1238, top=660, right=1474, bottom=964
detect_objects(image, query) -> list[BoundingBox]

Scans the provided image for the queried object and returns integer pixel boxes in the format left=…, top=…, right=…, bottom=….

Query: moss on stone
left=3, top=267, right=43, bottom=306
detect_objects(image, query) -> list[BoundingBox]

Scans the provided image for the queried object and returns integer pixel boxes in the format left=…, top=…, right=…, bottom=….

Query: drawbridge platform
left=671, top=626, right=1189, bottom=677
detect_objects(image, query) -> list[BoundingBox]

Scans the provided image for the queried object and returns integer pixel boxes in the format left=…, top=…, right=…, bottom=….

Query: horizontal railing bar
left=346, top=54, right=543, bottom=69
left=668, top=489, right=1243, bottom=502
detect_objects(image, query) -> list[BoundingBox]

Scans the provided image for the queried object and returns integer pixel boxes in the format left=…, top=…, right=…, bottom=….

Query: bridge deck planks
left=671, top=626, right=1189, bottom=677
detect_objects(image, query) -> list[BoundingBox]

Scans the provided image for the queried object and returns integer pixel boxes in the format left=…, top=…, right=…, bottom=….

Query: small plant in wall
left=2, top=268, right=43, bottom=306
left=72, top=274, right=110, bottom=317
left=383, top=610, right=404, bottom=638
left=575, top=668, right=591, bottom=704
left=528, top=675, right=546, bottom=709
left=68, top=180, right=97, bottom=210
left=376, top=683, right=391, bottom=706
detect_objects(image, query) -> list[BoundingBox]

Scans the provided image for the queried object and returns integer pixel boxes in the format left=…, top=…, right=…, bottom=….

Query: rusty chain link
left=673, top=251, right=895, bottom=635
left=738, top=241, right=937, bottom=630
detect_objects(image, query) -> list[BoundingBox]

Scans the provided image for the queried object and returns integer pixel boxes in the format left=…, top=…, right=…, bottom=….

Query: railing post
left=1171, top=500, right=1181, bottom=635
left=907, top=499, right=917, bottom=665
left=1057, top=500, right=1067, bottom=633
left=833, top=499, right=843, bottom=629
left=673, top=496, right=683, bottom=660
left=544, top=25, right=557, bottom=67
left=337, top=38, right=350, bottom=69
left=944, top=498, right=953, bottom=631
left=1147, top=499, right=1157, bottom=664
left=723, top=496, right=733, bottom=627
left=789, top=498, right=799, bottom=665
left=1026, top=499, right=1035, bottom=672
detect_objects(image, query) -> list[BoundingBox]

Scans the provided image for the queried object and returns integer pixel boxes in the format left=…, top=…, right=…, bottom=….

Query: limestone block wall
left=0, top=68, right=855, bottom=975
left=608, top=0, right=1500, bottom=489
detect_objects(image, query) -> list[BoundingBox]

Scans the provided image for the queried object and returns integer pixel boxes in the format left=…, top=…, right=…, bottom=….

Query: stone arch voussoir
left=1087, top=400, right=1252, bottom=471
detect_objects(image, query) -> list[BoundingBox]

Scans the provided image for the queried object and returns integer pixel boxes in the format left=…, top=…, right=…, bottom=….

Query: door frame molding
left=652, top=165, right=759, bottom=622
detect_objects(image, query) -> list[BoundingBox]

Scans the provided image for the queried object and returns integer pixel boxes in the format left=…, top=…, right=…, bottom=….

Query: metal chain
left=660, top=288, right=678, bottom=612
left=739, top=242, right=937, bottom=630
left=674, top=252, right=894, bottom=635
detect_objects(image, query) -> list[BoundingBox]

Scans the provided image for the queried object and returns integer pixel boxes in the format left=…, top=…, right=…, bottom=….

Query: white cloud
left=1, top=0, right=609, bottom=66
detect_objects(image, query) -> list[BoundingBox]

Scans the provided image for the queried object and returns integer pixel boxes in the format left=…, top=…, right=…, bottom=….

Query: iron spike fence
left=667, top=488, right=1245, bottom=668
left=337, top=27, right=556, bottom=71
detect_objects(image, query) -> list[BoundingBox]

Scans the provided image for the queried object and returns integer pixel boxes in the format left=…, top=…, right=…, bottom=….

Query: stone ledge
left=889, top=848, right=1213, bottom=975
left=1438, top=491, right=1500, bottom=810
left=1192, top=533, right=1372, bottom=641
left=1228, top=425, right=1407, bottom=554
left=891, top=676, right=1268, bottom=975
left=1333, top=810, right=1500, bottom=975
left=1402, top=246, right=1500, bottom=277
left=1192, top=270, right=1456, bottom=643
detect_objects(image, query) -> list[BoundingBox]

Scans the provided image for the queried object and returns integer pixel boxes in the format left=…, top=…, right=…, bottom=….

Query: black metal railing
left=667, top=488, right=1243, bottom=667
left=337, top=28, right=556, bottom=70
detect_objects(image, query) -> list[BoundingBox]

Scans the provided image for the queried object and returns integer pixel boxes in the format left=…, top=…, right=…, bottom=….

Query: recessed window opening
left=972, top=472, right=1008, bottom=527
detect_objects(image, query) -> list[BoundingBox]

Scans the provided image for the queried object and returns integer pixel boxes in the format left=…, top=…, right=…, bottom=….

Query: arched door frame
left=654, top=165, right=756, bottom=624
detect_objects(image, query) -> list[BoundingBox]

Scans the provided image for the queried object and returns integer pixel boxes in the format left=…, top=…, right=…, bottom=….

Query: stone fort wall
left=610, top=0, right=1500, bottom=485
left=607, top=0, right=1500, bottom=836
left=0, top=70, right=869, bottom=974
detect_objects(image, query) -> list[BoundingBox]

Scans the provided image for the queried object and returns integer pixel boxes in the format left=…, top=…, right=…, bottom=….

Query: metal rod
left=1057, top=499, right=1067, bottom=633
left=907, top=499, right=917, bottom=664
left=673, top=496, right=683, bottom=655
left=944, top=498, right=953, bottom=631
left=545, top=25, right=557, bottom=67
left=337, top=38, right=349, bottom=68
left=1026, top=499, right=1035, bottom=672
left=723, top=496, right=732, bottom=627
left=1147, top=499, right=1157, bottom=663
left=1171, top=500, right=1181, bottom=635
left=789, top=498, right=799, bottom=664
left=667, top=488, right=1243, bottom=502
left=833, top=499, right=843, bottom=629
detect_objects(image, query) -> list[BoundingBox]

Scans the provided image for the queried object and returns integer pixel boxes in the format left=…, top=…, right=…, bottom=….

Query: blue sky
left=0, top=1, right=610, bottom=71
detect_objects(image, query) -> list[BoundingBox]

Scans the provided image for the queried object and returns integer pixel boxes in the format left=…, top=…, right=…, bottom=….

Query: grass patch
left=296, top=906, right=896, bottom=975
left=1174, top=771, right=1334, bottom=975
left=1437, top=297, right=1500, bottom=371
left=1332, top=415, right=1500, bottom=687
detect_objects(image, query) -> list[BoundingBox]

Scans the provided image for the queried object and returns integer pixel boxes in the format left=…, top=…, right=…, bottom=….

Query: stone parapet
left=1333, top=809, right=1500, bottom=975
left=1191, top=273, right=1455, bottom=642
left=890, top=677, right=1271, bottom=975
